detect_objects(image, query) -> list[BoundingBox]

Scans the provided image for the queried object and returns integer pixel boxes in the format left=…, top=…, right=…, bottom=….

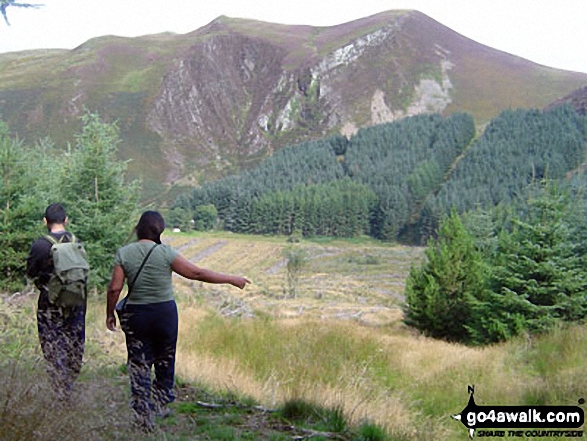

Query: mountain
left=1, top=10, right=586, bottom=198
left=546, top=85, right=587, bottom=115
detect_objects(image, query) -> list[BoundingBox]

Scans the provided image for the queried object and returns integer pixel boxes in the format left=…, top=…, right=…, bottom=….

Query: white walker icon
left=451, top=412, right=475, bottom=439
left=452, top=386, right=584, bottom=439
left=452, top=386, right=477, bottom=439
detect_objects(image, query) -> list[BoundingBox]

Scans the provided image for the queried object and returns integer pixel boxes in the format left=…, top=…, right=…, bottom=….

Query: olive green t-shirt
left=114, top=241, right=179, bottom=305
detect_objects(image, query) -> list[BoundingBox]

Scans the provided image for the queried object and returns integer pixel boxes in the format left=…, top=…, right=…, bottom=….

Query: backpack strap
left=127, top=244, right=159, bottom=298
left=44, top=233, right=76, bottom=245
left=44, top=234, right=59, bottom=245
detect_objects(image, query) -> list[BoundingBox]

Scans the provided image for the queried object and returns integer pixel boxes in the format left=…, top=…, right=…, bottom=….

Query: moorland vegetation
left=2, top=105, right=587, bottom=439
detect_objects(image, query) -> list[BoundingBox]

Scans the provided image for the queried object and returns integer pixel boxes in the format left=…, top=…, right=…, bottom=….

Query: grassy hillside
left=3, top=232, right=586, bottom=440
left=2, top=10, right=586, bottom=201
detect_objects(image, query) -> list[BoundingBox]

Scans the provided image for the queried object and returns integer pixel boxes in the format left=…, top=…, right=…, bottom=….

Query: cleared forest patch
left=165, top=231, right=424, bottom=325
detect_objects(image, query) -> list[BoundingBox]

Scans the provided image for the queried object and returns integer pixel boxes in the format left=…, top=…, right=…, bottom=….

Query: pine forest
left=174, top=105, right=587, bottom=244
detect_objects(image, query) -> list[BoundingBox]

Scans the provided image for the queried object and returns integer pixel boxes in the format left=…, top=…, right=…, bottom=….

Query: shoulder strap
left=127, top=244, right=159, bottom=298
left=44, top=234, right=59, bottom=245
left=44, top=233, right=76, bottom=245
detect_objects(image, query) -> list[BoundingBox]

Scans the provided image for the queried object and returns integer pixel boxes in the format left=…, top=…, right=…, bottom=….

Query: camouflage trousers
left=37, top=290, right=86, bottom=400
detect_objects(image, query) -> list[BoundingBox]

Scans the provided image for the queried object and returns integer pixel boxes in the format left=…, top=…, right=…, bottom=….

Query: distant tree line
left=343, top=112, right=475, bottom=240
left=3, top=103, right=587, bottom=345
left=229, top=179, right=378, bottom=237
left=423, top=105, right=587, bottom=232
left=175, top=105, right=587, bottom=245
left=174, top=113, right=476, bottom=241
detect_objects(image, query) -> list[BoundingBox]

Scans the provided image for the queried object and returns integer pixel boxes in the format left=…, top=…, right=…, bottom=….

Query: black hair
left=135, top=211, right=165, bottom=244
left=45, top=203, right=67, bottom=226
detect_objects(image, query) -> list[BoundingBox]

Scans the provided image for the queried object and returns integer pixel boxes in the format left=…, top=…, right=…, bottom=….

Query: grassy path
left=3, top=232, right=586, bottom=440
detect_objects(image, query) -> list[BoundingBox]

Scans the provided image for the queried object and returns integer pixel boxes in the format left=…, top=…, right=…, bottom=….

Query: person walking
left=106, top=210, right=249, bottom=430
left=26, top=203, right=88, bottom=400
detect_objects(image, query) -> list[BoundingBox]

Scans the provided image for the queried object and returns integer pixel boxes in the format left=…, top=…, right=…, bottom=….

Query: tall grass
left=0, top=299, right=135, bottom=440
left=4, top=296, right=587, bottom=440
left=4, top=233, right=587, bottom=440
left=0, top=359, right=135, bottom=441
left=175, top=301, right=587, bottom=440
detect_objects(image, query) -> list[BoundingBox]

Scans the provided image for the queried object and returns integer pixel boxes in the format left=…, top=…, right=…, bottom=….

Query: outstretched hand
left=232, top=276, right=251, bottom=289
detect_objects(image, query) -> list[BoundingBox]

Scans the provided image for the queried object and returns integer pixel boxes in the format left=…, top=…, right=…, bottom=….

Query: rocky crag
left=1, top=10, right=585, bottom=196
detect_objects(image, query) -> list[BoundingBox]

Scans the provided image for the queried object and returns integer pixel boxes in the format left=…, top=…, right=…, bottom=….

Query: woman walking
left=106, top=211, right=249, bottom=430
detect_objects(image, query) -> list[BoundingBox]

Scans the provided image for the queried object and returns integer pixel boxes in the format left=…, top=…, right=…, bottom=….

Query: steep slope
left=545, top=85, right=587, bottom=115
left=0, top=10, right=585, bottom=197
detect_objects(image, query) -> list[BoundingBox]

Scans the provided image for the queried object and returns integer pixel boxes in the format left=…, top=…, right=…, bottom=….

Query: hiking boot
left=154, top=402, right=172, bottom=419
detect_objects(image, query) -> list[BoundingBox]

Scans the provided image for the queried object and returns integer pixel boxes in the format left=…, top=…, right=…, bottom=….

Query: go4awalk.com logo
left=452, top=386, right=585, bottom=438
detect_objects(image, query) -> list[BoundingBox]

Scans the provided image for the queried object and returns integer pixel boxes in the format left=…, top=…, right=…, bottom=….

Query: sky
left=1, top=0, right=586, bottom=74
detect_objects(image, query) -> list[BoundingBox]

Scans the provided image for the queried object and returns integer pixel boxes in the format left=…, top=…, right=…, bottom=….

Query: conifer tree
left=0, top=113, right=140, bottom=291
left=0, top=123, right=39, bottom=290
left=404, top=209, right=487, bottom=343
left=58, top=112, right=139, bottom=286
left=487, top=182, right=587, bottom=334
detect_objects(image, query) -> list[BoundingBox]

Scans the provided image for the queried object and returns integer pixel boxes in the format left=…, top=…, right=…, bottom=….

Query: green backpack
left=44, top=234, right=90, bottom=308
